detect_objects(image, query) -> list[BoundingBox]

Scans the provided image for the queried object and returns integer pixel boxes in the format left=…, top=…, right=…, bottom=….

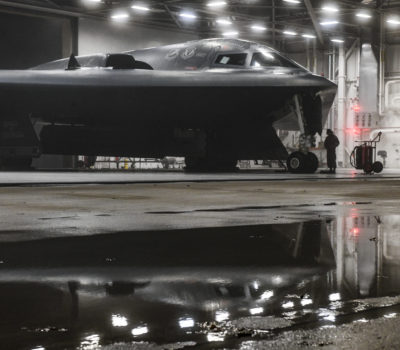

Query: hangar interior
left=3, top=2, right=400, bottom=350
left=1, top=0, right=400, bottom=170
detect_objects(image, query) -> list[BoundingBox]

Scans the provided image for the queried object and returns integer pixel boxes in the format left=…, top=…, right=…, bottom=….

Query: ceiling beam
left=303, top=0, right=324, bottom=45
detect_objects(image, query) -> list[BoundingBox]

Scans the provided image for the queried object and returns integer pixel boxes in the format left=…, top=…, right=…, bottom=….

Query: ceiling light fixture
left=387, top=19, right=400, bottom=25
left=331, top=38, right=344, bottom=43
left=179, top=12, right=197, bottom=20
left=320, top=20, right=339, bottom=26
left=283, top=0, right=300, bottom=4
left=322, top=6, right=339, bottom=13
left=356, top=12, right=372, bottom=19
left=217, top=19, right=232, bottom=25
left=132, top=5, right=150, bottom=11
left=207, top=1, right=227, bottom=7
left=302, top=33, right=316, bottom=38
left=111, top=13, right=130, bottom=20
left=283, top=30, right=297, bottom=36
left=251, top=25, right=267, bottom=31
left=222, top=31, right=239, bottom=36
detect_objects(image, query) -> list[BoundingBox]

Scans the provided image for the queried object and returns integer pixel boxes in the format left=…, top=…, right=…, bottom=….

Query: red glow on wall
left=350, top=227, right=360, bottom=236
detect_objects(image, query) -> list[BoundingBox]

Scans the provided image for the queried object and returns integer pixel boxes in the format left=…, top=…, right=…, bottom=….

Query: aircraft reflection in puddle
left=0, top=217, right=399, bottom=349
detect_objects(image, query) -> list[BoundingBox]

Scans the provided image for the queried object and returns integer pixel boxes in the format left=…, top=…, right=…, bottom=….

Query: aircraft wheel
left=287, top=152, right=306, bottom=173
left=305, top=152, right=319, bottom=174
left=372, top=161, right=383, bottom=173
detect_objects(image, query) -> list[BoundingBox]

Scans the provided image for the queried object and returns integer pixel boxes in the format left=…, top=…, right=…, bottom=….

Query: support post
left=337, top=44, right=346, bottom=167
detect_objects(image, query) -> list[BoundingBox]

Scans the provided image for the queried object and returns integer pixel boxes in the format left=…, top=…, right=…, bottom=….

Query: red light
left=353, top=105, right=361, bottom=113
left=350, top=227, right=360, bottom=236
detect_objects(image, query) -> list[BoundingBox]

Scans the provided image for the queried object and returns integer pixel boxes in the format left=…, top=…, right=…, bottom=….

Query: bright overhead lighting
left=387, top=19, right=400, bottom=25
left=111, top=12, right=130, bottom=20
left=251, top=25, right=267, bottom=32
left=222, top=31, right=239, bottom=37
left=331, top=38, right=344, bottom=43
left=217, top=19, right=232, bottom=25
left=283, top=0, right=300, bottom=3
left=302, top=33, right=316, bottom=38
left=179, top=12, right=197, bottom=20
left=322, top=6, right=339, bottom=13
left=283, top=30, right=297, bottom=36
left=87, top=0, right=101, bottom=2
left=207, top=1, right=227, bottom=7
left=320, top=20, right=339, bottom=26
left=132, top=5, right=150, bottom=12
left=356, top=12, right=372, bottom=19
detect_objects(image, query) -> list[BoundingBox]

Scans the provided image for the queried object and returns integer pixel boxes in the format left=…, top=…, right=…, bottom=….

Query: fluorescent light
left=387, top=19, right=400, bottom=25
left=111, top=13, right=129, bottom=20
left=249, top=307, right=264, bottom=315
left=356, top=13, right=372, bottom=19
left=222, top=31, right=239, bottom=37
left=331, top=38, right=344, bottom=43
left=302, top=33, right=316, bottom=38
left=283, top=30, right=297, bottom=36
left=179, top=12, right=197, bottom=19
left=179, top=318, right=195, bottom=328
left=207, top=1, right=227, bottom=7
left=216, top=19, right=232, bottom=25
left=131, top=326, right=148, bottom=336
left=111, top=314, right=128, bottom=327
left=132, top=5, right=150, bottom=11
left=87, top=0, right=101, bottom=2
left=320, top=20, right=339, bottom=26
left=283, top=0, right=300, bottom=3
left=322, top=6, right=339, bottom=12
left=251, top=25, right=267, bottom=31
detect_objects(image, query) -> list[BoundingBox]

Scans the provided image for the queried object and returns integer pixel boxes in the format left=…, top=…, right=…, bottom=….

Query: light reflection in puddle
left=1, top=216, right=400, bottom=349
left=131, top=325, right=149, bottom=336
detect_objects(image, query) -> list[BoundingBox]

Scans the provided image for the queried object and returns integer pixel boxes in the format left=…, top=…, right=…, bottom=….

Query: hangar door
left=0, top=10, right=76, bottom=169
left=0, top=10, right=75, bottom=69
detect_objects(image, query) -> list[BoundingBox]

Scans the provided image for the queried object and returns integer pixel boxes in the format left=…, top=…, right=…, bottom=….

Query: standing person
left=324, top=129, right=340, bottom=173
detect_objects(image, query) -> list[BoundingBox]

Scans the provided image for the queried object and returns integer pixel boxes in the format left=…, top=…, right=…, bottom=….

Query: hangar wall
left=78, top=18, right=199, bottom=55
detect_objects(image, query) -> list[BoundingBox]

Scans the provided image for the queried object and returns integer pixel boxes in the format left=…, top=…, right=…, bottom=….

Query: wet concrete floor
left=1, top=171, right=400, bottom=349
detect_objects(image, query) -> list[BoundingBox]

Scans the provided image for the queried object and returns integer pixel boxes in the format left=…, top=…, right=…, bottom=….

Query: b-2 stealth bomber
left=0, top=38, right=337, bottom=172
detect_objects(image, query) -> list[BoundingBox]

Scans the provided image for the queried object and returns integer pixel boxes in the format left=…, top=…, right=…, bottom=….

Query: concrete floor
left=1, top=170, right=400, bottom=349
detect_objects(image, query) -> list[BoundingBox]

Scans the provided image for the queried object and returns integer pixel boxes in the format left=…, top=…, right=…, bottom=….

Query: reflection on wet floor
left=1, top=216, right=400, bottom=349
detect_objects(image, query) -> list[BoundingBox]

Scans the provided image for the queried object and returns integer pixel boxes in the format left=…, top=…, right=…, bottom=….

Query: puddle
left=1, top=215, right=400, bottom=349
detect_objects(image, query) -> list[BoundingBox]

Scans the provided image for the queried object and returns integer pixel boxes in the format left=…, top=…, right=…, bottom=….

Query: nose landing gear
left=286, top=94, right=320, bottom=174
left=287, top=151, right=318, bottom=174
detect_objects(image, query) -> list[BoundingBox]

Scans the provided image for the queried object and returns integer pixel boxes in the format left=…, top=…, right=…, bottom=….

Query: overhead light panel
left=322, top=6, right=339, bottom=13
left=331, top=38, right=344, bottom=43
left=217, top=19, right=232, bottom=25
left=387, top=19, right=400, bottom=25
left=251, top=25, right=267, bottom=32
left=283, top=30, right=297, bottom=36
left=179, top=12, right=197, bottom=20
left=302, top=33, right=316, bottom=38
left=356, top=12, right=372, bottom=19
left=222, top=31, right=239, bottom=37
left=283, top=0, right=300, bottom=4
left=132, top=5, right=150, bottom=12
left=320, top=20, right=339, bottom=26
left=207, top=1, right=227, bottom=7
left=111, top=12, right=130, bottom=21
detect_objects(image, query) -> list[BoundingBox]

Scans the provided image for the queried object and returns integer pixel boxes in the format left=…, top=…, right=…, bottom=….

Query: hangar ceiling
left=0, top=0, right=400, bottom=48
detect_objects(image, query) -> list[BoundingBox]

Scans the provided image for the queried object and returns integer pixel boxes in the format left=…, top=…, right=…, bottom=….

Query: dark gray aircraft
left=0, top=38, right=336, bottom=172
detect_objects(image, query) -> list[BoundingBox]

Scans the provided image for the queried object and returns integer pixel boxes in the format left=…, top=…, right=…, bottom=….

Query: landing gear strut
left=287, top=94, right=319, bottom=174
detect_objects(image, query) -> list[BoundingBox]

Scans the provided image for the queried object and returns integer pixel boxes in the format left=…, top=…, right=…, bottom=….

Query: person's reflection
left=68, top=281, right=80, bottom=326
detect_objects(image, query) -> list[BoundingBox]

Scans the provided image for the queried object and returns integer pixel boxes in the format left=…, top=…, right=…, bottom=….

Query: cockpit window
left=251, top=51, right=297, bottom=68
left=215, top=53, right=247, bottom=66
